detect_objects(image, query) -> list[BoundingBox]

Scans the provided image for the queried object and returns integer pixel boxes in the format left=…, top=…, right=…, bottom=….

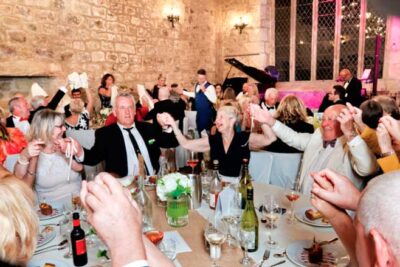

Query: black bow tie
left=323, top=140, right=336, bottom=148
left=266, top=106, right=275, bottom=110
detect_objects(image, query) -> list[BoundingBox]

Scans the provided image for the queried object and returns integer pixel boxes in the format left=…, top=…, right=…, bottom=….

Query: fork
left=34, top=243, right=68, bottom=255
left=258, top=248, right=270, bottom=267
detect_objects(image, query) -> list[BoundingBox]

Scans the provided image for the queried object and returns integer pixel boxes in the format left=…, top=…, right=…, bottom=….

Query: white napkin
left=31, top=82, right=48, bottom=97
left=137, top=84, right=154, bottom=110
left=216, top=186, right=236, bottom=217
left=163, top=231, right=192, bottom=253
left=67, top=72, right=89, bottom=89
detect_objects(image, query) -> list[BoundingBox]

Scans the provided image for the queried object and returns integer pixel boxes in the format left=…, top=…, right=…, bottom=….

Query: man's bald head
left=339, top=69, right=352, bottom=82
left=320, top=104, right=345, bottom=141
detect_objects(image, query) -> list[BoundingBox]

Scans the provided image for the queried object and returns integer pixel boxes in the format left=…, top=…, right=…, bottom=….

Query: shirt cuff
left=122, top=260, right=149, bottom=267
left=74, top=150, right=85, bottom=162
left=347, top=135, right=363, bottom=147
left=182, top=91, right=195, bottom=98
left=59, top=86, right=68, bottom=93
left=271, top=120, right=282, bottom=131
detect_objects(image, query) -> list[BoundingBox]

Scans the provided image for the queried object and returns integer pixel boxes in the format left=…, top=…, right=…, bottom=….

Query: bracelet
left=380, top=151, right=395, bottom=158
left=17, top=157, right=30, bottom=166
left=27, top=170, right=36, bottom=176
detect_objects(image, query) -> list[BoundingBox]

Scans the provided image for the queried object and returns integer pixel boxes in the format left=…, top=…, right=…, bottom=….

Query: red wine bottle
left=71, top=212, right=88, bottom=266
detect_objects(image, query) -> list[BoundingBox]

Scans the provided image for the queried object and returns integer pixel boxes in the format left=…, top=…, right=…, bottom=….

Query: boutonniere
left=148, top=139, right=155, bottom=145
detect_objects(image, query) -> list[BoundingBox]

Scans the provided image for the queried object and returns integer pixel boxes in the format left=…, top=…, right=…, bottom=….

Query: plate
left=36, top=225, right=57, bottom=248
left=28, top=259, right=69, bottom=267
left=36, top=204, right=63, bottom=221
left=295, top=207, right=331, bottom=228
left=286, top=240, right=350, bottom=267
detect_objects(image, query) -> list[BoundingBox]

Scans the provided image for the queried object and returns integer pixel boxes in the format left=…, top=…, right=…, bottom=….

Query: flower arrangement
left=99, top=107, right=112, bottom=119
left=156, top=173, right=192, bottom=201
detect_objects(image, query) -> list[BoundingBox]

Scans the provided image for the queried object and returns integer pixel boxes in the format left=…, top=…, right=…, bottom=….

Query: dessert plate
left=295, top=207, right=331, bottom=228
left=36, top=225, right=57, bottom=248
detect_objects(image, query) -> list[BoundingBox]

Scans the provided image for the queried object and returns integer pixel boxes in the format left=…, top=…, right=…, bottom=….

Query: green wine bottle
left=240, top=185, right=258, bottom=252
left=239, top=159, right=252, bottom=209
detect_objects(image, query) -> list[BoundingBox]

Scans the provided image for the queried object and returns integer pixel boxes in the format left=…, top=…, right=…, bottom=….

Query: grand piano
left=222, top=58, right=277, bottom=95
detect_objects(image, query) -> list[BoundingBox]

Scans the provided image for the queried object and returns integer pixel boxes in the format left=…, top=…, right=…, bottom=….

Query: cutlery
left=258, top=248, right=270, bottom=267
left=34, top=244, right=68, bottom=255
left=35, top=239, right=67, bottom=253
left=268, top=260, right=286, bottom=267
left=319, top=237, right=338, bottom=246
left=273, top=251, right=286, bottom=258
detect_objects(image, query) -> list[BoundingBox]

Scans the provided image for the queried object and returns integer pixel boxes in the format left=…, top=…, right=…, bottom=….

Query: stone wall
left=0, top=0, right=218, bottom=107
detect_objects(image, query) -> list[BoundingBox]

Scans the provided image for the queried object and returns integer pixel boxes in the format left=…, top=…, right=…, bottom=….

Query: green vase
left=166, top=195, right=189, bottom=227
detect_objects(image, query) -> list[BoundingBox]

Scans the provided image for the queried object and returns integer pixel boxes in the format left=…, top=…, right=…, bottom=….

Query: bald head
left=320, top=104, right=345, bottom=141
left=339, top=69, right=352, bottom=82
left=158, top=87, right=170, bottom=101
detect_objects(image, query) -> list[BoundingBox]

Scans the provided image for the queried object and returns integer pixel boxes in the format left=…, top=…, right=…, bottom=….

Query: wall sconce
left=234, top=17, right=248, bottom=34
left=166, top=8, right=179, bottom=28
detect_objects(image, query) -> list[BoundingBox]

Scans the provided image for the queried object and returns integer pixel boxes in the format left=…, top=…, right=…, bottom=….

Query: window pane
left=295, top=0, right=313, bottom=80
left=275, top=0, right=291, bottom=82
left=364, top=7, right=386, bottom=79
left=316, top=0, right=336, bottom=80
left=340, top=0, right=360, bottom=75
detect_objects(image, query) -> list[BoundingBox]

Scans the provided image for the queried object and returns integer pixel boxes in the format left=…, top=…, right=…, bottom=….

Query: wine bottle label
left=209, top=192, right=218, bottom=208
left=243, top=230, right=256, bottom=250
left=75, top=238, right=87, bottom=255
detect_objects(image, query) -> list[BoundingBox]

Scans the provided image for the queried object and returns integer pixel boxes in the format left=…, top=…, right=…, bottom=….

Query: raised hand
left=311, top=169, right=361, bottom=211
left=376, top=122, right=395, bottom=154
left=22, top=139, right=45, bottom=159
left=250, top=103, right=275, bottom=126
left=380, top=115, right=400, bottom=143
left=54, top=137, right=82, bottom=156
left=337, top=108, right=356, bottom=139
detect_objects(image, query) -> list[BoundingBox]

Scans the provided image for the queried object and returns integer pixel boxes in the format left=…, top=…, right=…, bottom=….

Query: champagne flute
left=285, top=179, right=300, bottom=224
left=187, top=151, right=199, bottom=174
left=204, top=216, right=226, bottom=267
left=262, top=195, right=281, bottom=248
left=239, top=222, right=255, bottom=266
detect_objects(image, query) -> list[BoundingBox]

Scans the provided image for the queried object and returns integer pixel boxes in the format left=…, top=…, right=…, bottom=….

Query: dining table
left=29, top=182, right=348, bottom=267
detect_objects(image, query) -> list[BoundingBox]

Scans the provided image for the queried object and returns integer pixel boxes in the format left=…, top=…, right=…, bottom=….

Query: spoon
left=319, top=237, right=339, bottom=246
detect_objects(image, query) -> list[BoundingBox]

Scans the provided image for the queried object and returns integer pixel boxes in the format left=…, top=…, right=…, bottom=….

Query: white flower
left=156, top=173, right=192, bottom=201
left=164, top=178, right=177, bottom=192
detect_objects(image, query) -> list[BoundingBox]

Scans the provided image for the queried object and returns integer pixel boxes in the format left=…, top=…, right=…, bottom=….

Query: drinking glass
left=204, top=215, right=226, bottom=267
left=262, top=195, right=281, bottom=248
left=239, top=222, right=255, bottom=266
left=60, top=219, right=72, bottom=258
left=71, top=192, right=82, bottom=211
left=201, top=172, right=212, bottom=201
left=222, top=185, right=242, bottom=247
left=285, top=179, right=301, bottom=224
left=187, top=151, right=199, bottom=173
left=160, top=238, right=177, bottom=261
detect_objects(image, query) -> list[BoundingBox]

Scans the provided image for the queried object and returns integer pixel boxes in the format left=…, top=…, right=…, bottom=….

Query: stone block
left=8, top=31, right=27, bottom=43
left=106, top=52, right=118, bottom=62
left=115, top=43, right=135, bottom=53
left=73, top=41, right=86, bottom=50
left=86, top=41, right=101, bottom=50
left=91, top=51, right=105, bottom=62
left=92, top=6, right=106, bottom=17
left=0, top=4, right=13, bottom=15
left=107, top=21, right=127, bottom=33
left=101, top=41, right=114, bottom=51
left=119, top=53, right=128, bottom=64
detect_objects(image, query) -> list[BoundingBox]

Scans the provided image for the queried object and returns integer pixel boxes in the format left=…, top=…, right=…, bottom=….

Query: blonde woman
left=0, top=173, right=39, bottom=266
left=14, top=109, right=83, bottom=201
left=265, top=94, right=314, bottom=153
left=159, top=105, right=276, bottom=181
left=65, top=87, right=94, bottom=130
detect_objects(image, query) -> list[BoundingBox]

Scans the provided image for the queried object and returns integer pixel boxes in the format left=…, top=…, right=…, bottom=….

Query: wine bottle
left=239, top=159, right=252, bottom=209
left=209, top=160, right=222, bottom=210
left=240, top=185, right=259, bottom=252
left=71, top=212, right=88, bottom=266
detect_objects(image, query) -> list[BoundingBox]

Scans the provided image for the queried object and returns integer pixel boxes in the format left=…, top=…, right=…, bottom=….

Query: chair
left=268, top=152, right=302, bottom=188
left=249, top=151, right=273, bottom=184
left=4, top=154, right=19, bottom=173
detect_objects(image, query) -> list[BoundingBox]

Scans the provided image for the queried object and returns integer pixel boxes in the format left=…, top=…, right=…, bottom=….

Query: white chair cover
left=4, top=154, right=19, bottom=173
left=249, top=151, right=273, bottom=184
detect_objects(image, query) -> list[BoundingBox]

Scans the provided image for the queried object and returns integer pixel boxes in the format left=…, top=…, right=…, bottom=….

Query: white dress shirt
left=118, top=123, right=155, bottom=176
left=183, top=82, right=217, bottom=104
left=12, top=116, right=30, bottom=135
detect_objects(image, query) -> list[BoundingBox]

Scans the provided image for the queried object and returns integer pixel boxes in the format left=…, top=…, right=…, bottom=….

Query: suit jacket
left=272, top=121, right=379, bottom=194
left=345, top=77, right=362, bottom=107
left=5, top=116, right=15, bottom=127
left=83, top=122, right=166, bottom=177
left=29, top=89, right=66, bottom=123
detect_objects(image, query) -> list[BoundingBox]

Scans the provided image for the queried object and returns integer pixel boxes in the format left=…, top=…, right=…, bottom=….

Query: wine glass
left=238, top=222, right=256, bottom=266
left=187, top=151, right=199, bottom=173
left=201, top=172, right=212, bottom=202
left=222, top=184, right=242, bottom=247
left=71, top=192, right=82, bottom=211
left=285, top=179, right=301, bottom=224
left=60, top=219, right=72, bottom=258
left=262, top=195, right=281, bottom=248
left=160, top=238, right=177, bottom=261
left=204, top=215, right=226, bottom=267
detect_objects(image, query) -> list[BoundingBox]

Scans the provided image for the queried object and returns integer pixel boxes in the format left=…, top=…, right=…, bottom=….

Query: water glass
left=60, top=219, right=72, bottom=258
left=160, top=238, right=177, bottom=261
left=201, top=172, right=212, bottom=201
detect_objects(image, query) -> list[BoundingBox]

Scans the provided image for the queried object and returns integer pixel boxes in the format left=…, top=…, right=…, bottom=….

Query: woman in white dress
left=14, top=109, right=83, bottom=202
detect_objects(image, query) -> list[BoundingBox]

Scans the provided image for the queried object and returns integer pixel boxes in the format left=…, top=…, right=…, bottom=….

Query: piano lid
left=224, top=58, right=276, bottom=85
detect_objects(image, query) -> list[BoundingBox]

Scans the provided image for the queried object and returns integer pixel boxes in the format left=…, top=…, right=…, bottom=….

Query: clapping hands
left=250, top=103, right=276, bottom=126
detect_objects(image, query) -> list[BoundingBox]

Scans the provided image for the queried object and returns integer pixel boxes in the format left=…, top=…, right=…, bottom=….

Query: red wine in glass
left=286, top=193, right=300, bottom=202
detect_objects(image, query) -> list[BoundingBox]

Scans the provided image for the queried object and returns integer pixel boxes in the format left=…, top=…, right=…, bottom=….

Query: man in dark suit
left=6, top=86, right=67, bottom=131
left=339, top=69, right=362, bottom=107
left=262, top=87, right=279, bottom=111
left=74, top=92, right=172, bottom=177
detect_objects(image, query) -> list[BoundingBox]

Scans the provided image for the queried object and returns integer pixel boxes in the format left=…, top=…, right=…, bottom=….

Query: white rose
left=164, top=178, right=177, bottom=193
left=156, top=185, right=167, bottom=201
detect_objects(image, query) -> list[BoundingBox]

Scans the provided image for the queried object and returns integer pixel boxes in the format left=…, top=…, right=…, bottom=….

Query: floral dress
left=0, top=127, right=28, bottom=165
left=65, top=110, right=90, bottom=131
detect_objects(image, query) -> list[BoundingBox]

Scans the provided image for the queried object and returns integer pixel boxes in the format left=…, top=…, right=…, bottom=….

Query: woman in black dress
left=98, top=73, right=115, bottom=108
left=264, top=94, right=314, bottom=153
left=152, top=74, right=166, bottom=100
left=160, top=105, right=276, bottom=181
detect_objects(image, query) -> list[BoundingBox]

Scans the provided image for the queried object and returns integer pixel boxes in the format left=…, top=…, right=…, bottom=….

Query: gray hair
left=8, top=97, right=21, bottom=113
left=358, top=171, right=400, bottom=259
left=218, top=105, right=240, bottom=124
left=264, top=88, right=278, bottom=99
left=115, top=92, right=136, bottom=109
left=31, top=96, right=46, bottom=110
